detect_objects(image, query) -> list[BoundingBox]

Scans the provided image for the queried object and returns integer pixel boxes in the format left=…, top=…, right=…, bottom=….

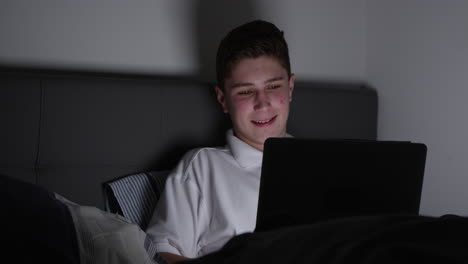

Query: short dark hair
left=216, top=20, right=291, bottom=89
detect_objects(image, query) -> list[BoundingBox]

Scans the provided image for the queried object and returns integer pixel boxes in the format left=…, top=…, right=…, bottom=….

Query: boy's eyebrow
left=264, top=76, right=284, bottom=83
left=229, top=82, right=253, bottom=90
left=229, top=76, right=285, bottom=90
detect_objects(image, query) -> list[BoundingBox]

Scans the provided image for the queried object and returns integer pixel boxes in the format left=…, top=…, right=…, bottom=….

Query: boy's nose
left=254, top=91, right=271, bottom=110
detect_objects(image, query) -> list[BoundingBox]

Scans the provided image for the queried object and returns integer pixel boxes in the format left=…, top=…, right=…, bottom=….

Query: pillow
left=102, top=170, right=170, bottom=230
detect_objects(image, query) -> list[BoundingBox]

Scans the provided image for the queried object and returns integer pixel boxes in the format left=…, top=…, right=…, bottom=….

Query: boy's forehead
left=224, top=56, right=289, bottom=86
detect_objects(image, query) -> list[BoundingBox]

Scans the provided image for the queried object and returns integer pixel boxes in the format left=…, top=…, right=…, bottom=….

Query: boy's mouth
left=251, top=115, right=277, bottom=126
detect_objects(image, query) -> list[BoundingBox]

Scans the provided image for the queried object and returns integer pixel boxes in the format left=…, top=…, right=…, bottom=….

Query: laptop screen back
left=255, top=138, right=427, bottom=232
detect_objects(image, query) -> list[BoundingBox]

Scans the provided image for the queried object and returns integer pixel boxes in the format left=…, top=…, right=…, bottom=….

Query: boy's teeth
left=254, top=118, right=271, bottom=124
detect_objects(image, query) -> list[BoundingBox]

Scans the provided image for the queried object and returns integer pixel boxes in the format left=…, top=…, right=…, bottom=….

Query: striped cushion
left=103, top=170, right=170, bottom=229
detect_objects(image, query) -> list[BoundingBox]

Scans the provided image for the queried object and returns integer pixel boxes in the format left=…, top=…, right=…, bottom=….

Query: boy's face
left=216, top=55, right=295, bottom=151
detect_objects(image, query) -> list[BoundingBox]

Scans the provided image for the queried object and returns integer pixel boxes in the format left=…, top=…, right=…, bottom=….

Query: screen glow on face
left=217, top=56, right=295, bottom=151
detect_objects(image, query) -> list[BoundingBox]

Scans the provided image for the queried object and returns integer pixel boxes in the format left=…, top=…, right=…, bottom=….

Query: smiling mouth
left=251, top=115, right=277, bottom=126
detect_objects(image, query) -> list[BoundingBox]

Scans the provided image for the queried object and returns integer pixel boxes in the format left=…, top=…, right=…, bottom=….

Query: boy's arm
left=146, top=175, right=202, bottom=258
left=146, top=150, right=205, bottom=259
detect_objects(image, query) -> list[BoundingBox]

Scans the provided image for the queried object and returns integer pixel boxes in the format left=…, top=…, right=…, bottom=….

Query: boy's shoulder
left=182, top=145, right=230, bottom=165
left=174, top=145, right=231, bottom=180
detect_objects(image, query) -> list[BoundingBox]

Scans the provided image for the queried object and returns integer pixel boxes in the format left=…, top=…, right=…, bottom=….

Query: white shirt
left=146, top=129, right=263, bottom=258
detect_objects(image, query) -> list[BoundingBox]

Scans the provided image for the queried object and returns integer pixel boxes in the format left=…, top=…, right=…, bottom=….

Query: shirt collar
left=226, top=129, right=263, bottom=168
left=225, top=129, right=294, bottom=168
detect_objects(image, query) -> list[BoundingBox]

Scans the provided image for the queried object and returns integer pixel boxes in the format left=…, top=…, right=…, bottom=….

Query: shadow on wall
left=193, top=0, right=259, bottom=83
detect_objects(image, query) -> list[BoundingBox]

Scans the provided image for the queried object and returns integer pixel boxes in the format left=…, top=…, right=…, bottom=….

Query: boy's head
left=216, top=20, right=291, bottom=90
left=215, top=20, right=295, bottom=151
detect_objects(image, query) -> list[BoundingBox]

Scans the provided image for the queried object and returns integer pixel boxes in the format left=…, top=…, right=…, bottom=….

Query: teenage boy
left=146, top=19, right=295, bottom=264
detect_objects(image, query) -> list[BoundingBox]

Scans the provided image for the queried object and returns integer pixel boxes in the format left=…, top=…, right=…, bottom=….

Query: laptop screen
left=255, top=138, right=427, bottom=232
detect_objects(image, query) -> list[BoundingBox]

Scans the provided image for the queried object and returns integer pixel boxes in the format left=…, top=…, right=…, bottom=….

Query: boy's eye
left=267, top=85, right=281, bottom=90
left=238, top=90, right=254, bottom=95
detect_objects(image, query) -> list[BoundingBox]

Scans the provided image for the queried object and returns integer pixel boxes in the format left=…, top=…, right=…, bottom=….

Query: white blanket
left=55, top=194, right=164, bottom=264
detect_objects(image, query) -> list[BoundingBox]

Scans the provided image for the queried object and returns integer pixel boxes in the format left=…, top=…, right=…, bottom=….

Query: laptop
left=254, top=137, right=427, bottom=232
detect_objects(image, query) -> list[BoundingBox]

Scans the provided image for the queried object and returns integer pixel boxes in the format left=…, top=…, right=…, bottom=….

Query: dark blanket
left=3, top=174, right=468, bottom=264
left=1, top=175, right=80, bottom=264
left=184, top=214, right=468, bottom=264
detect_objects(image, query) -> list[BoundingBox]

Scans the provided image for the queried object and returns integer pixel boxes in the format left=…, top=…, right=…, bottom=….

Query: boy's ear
left=215, top=85, right=229, bottom=113
left=288, top=74, right=296, bottom=102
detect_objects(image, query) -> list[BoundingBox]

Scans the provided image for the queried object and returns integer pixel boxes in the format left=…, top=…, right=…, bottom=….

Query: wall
left=367, top=0, right=468, bottom=216
left=256, top=0, right=366, bottom=82
left=0, top=0, right=366, bottom=82
left=0, top=0, right=198, bottom=75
